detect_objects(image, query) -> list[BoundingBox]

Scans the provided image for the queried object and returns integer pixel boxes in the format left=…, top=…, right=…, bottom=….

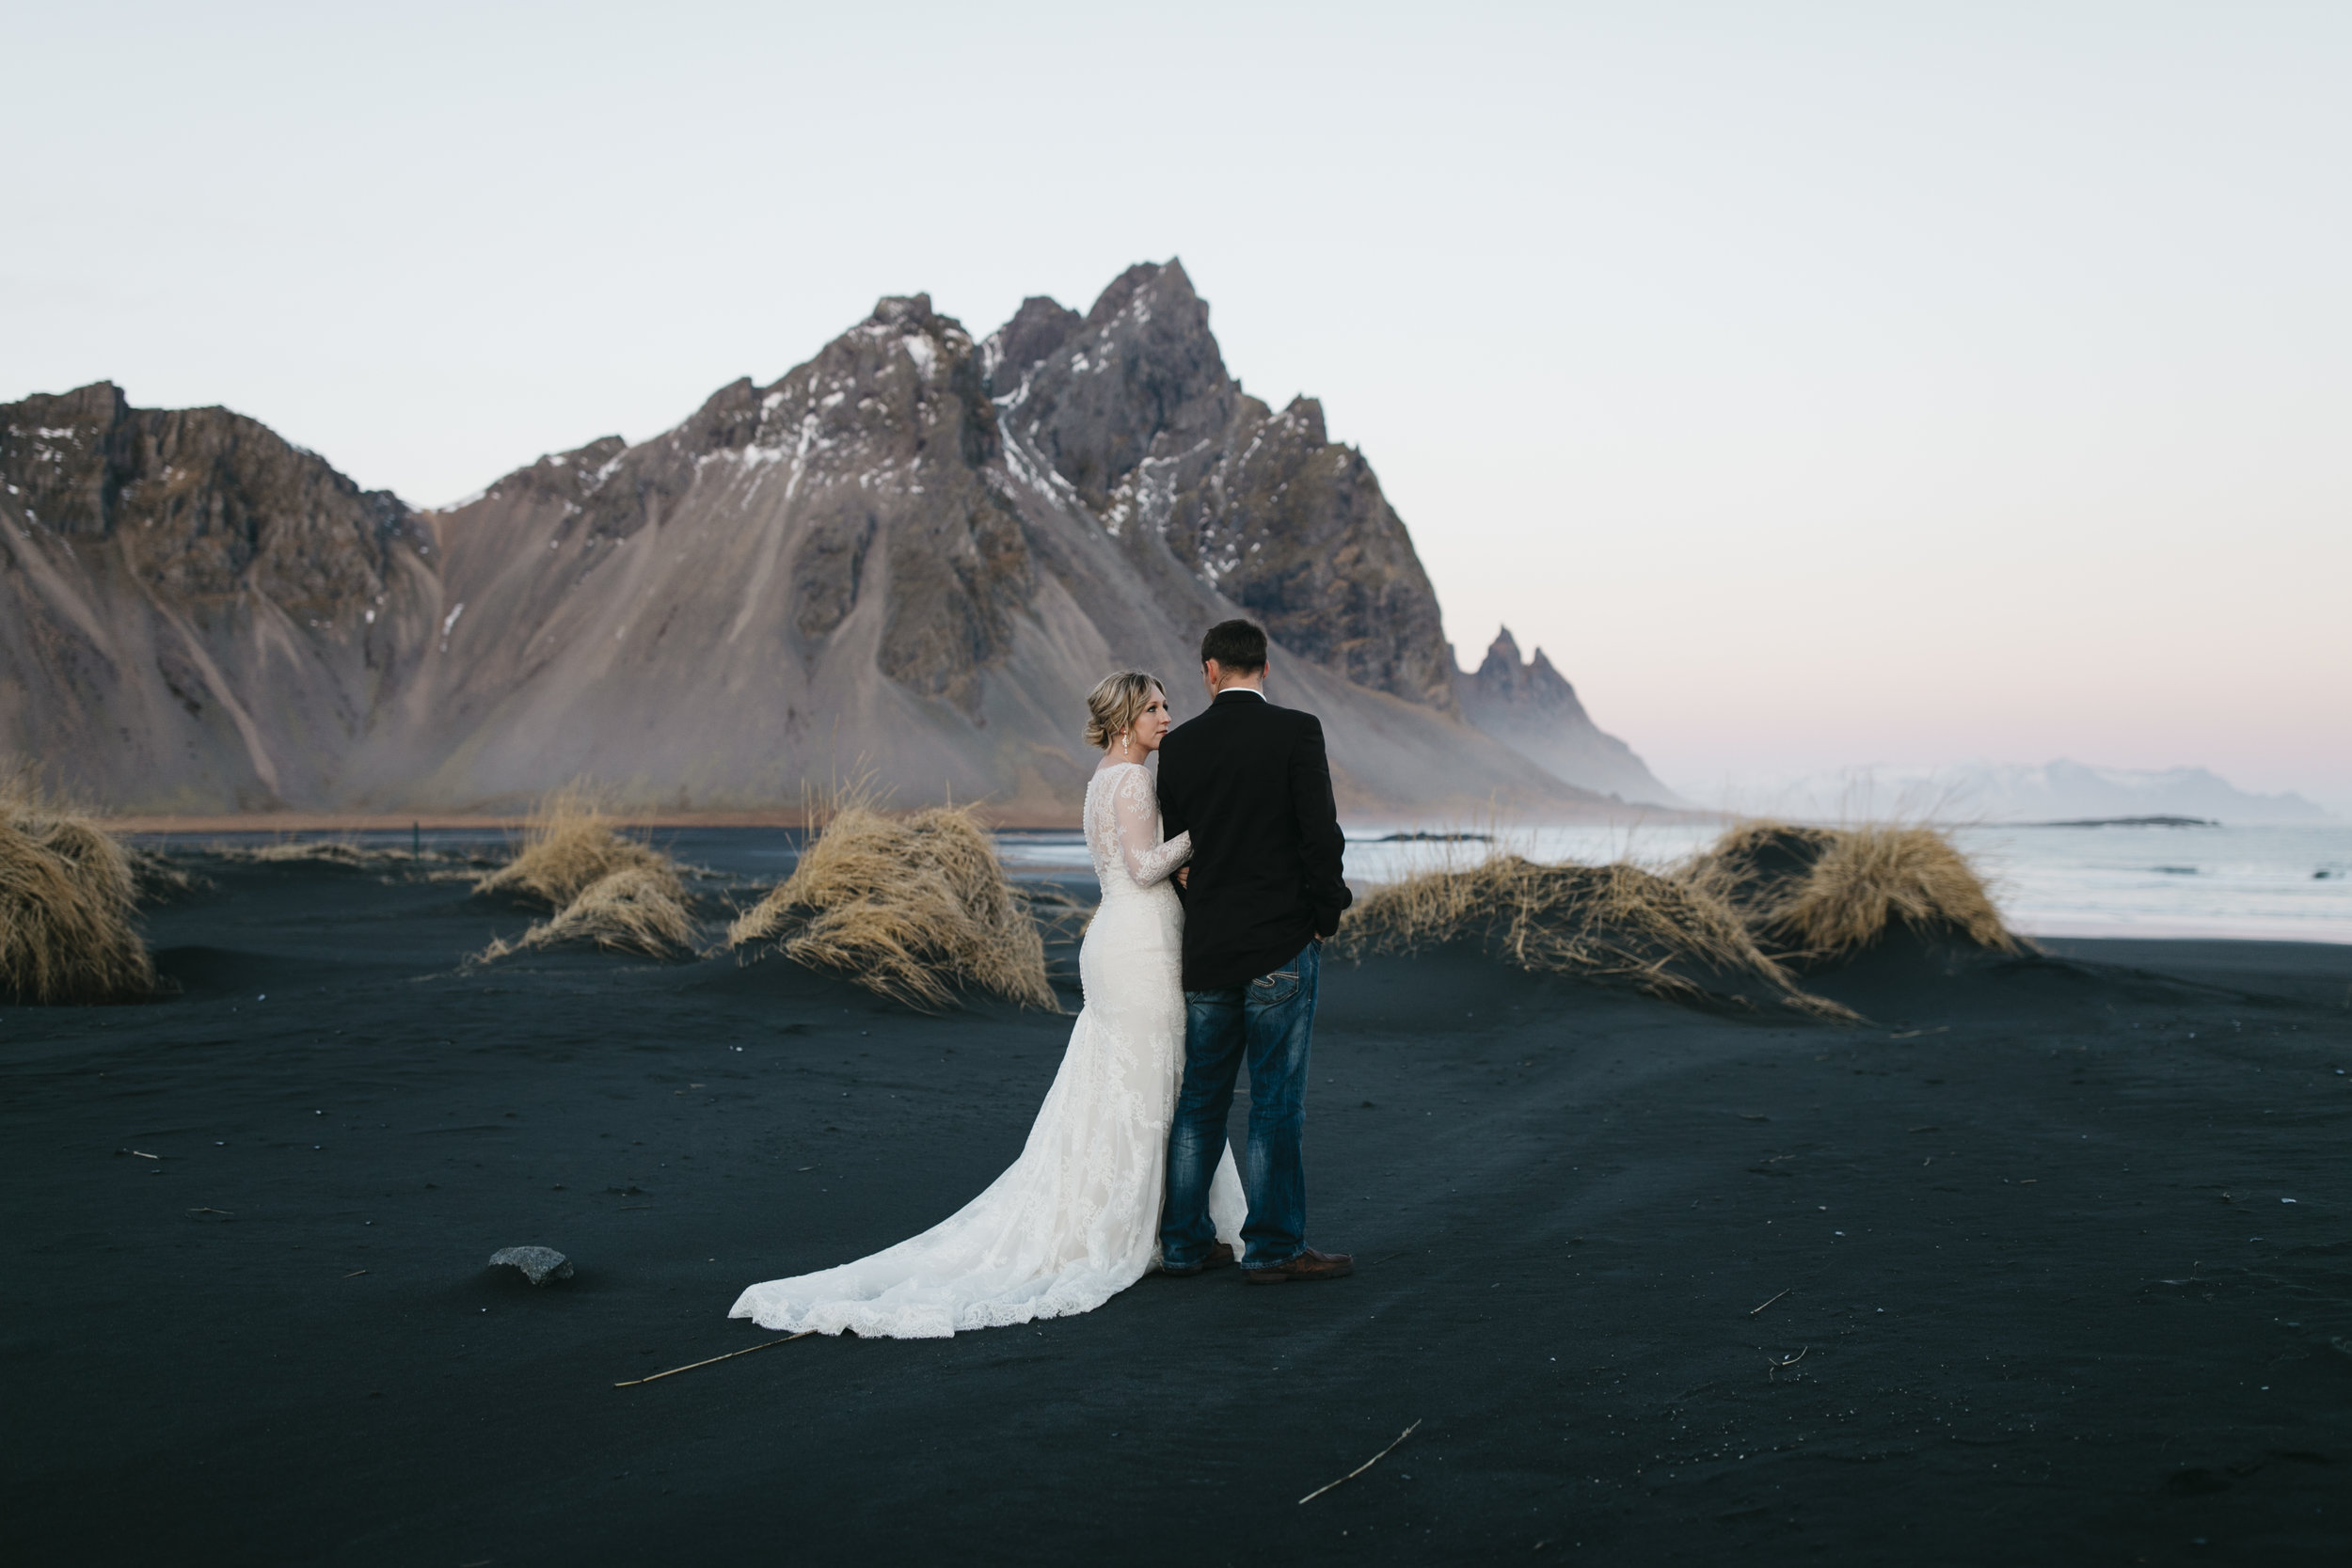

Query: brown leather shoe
left=1243, top=1246, right=1355, bottom=1285
left=1161, top=1242, right=1235, bottom=1277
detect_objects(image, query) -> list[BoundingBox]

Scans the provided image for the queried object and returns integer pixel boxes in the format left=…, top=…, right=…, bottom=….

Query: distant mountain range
left=0, top=261, right=1675, bottom=819
left=1722, top=759, right=2329, bottom=826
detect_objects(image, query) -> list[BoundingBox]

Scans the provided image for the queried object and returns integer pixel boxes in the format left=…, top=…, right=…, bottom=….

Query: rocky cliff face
left=3, top=264, right=1661, bottom=821
left=372, top=291, right=1065, bottom=809
left=1454, top=627, right=1680, bottom=807
left=0, top=383, right=436, bottom=809
left=986, top=262, right=1458, bottom=710
left=14, top=384, right=423, bottom=616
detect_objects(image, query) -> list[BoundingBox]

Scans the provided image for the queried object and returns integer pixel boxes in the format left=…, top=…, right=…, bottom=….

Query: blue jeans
left=1162, top=940, right=1320, bottom=1270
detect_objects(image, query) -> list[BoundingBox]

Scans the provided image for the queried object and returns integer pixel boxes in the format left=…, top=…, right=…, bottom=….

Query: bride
left=730, top=672, right=1246, bottom=1338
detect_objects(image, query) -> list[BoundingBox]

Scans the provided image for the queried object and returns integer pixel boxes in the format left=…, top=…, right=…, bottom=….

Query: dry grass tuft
left=1019, top=882, right=1097, bottom=944
left=235, top=839, right=387, bottom=867
left=1678, top=821, right=1837, bottom=929
left=125, top=847, right=212, bottom=905
left=1333, top=852, right=1853, bottom=1019
left=729, top=797, right=1055, bottom=1012
left=1685, top=819, right=2018, bottom=962
left=474, top=786, right=674, bottom=910
left=469, top=785, right=696, bottom=962
left=0, top=772, right=156, bottom=1004
left=203, top=839, right=480, bottom=876
left=477, top=866, right=698, bottom=962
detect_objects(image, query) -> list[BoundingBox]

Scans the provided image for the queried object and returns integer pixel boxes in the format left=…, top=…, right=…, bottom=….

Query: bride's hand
left=1175, top=867, right=1189, bottom=889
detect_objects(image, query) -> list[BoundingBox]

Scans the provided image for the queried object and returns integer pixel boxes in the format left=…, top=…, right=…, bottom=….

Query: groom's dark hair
left=1200, top=619, right=1268, bottom=673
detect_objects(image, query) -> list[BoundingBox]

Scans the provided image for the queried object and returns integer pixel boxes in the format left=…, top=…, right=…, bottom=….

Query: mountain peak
left=1469, top=625, right=1587, bottom=719
left=1454, top=624, right=1677, bottom=806
left=983, top=261, right=1464, bottom=708
left=38, top=380, right=133, bottom=424
left=1082, top=258, right=1200, bottom=331
left=1276, top=396, right=1328, bottom=447
left=1005, top=258, right=1234, bottom=514
left=869, top=293, right=936, bottom=328
left=984, top=296, right=1083, bottom=388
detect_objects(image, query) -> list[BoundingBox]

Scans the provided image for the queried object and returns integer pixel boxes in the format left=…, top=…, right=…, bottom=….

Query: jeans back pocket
left=1248, top=968, right=1300, bottom=1006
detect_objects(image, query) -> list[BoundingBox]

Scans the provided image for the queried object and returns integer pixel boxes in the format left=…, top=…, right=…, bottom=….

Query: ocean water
left=1949, top=822, right=2352, bottom=943
left=993, top=821, right=2352, bottom=945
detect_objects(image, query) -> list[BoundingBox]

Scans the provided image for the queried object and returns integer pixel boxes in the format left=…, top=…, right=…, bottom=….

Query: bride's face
left=1129, top=686, right=1172, bottom=753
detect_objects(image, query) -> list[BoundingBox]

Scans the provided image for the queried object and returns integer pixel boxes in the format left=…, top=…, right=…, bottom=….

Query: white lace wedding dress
left=729, top=762, right=1246, bottom=1338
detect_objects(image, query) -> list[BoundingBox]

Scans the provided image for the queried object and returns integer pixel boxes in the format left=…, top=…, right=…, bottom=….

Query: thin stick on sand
left=1749, top=1288, right=1789, bottom=1316
left=1297, top=1418, right=1422, bottom=1505
left=613, top=1331, right=816, bottom=1388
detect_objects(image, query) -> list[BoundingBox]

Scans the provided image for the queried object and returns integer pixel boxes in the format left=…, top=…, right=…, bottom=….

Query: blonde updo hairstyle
left=1084, top=671, right=1164, bottom=751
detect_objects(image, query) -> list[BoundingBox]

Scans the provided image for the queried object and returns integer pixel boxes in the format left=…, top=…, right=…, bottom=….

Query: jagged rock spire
left=987, top=260, right=1459, bottom=711
left=1470, top=626, right=1588, bottom=719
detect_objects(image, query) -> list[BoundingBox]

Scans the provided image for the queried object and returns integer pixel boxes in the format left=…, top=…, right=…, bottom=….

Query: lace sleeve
left=1114, top=766, right=1191, bottom=887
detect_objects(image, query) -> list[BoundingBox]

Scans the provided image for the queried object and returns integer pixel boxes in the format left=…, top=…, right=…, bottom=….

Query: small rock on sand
left=487, top=1245, right=573, bottom=1285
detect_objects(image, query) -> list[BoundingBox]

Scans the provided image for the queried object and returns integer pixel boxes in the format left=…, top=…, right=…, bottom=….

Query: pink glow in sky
left=6, top=2, right=2346, bottom=809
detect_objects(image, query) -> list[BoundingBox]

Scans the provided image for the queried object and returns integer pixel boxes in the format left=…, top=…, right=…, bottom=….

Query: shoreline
left=100, top=803, right=1722, bottom=836
left=100, top=816, right=1109, bottom=848
left=104, top=820, right=2352, bottom=949
left=2021, top=919, right=2352, bottom=946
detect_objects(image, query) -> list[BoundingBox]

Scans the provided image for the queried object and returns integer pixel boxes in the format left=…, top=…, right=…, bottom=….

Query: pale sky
left=7, top=2, right=2347, bottom=811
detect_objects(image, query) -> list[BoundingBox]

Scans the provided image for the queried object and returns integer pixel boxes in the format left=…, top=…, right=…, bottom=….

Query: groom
left=1156, top=619, right=1355, bottom=1283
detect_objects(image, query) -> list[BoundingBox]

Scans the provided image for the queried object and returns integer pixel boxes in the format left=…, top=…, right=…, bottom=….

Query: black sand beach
left=4, top=854, right=2348, bottom=1565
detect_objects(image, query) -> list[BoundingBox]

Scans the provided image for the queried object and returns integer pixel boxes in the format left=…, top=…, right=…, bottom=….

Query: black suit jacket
left=1156, top=689, right=1351, bottom=991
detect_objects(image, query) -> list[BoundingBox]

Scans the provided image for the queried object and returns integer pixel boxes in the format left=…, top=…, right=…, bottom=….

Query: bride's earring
left=1119, top=731, right=1132, bottom=760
